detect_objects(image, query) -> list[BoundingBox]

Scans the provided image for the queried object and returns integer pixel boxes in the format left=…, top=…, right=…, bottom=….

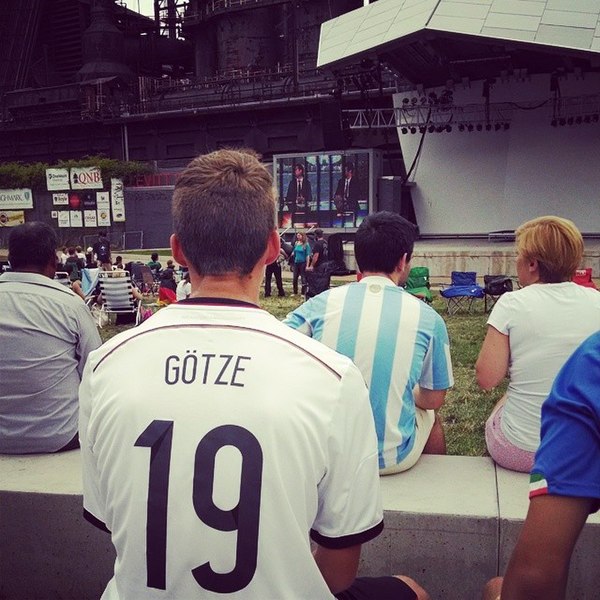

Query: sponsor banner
left=97, top=208, right=111, bottom=227
left=57, top=211, right=70, bottom=228
left=70, top=210, right=83, bottom=228
left=111, top=178, right=126, bottom=222
left=71, top=166, right=103, bottom=190
left=0, top=188, right=33, bottom=210
left=81, top=191, right=96, bottom=209
left=46, top=168, right=70, bottom=191
left=96, top=191, right=110, bottom=210
left=53, top=192, right=69, bottom=206
left=84, top=209, right=98, bottom=227
left=0, top=211, right=25, bottom=227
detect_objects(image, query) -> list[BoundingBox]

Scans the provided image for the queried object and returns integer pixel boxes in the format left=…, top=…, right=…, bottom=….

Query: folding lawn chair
left=483, top=275, right=514, bottom=312
left=94, top=270, right=142, bottom=327
left=53, top=271, right=71, bottom=286
left=440, top=271, right=484, bottom=314
left=405, top=266, right=432, bottom=303
left=572, top=268, right=598, bottom=290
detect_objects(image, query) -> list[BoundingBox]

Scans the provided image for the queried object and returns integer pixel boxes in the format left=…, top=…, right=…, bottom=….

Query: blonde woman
left=290, top=231, right=311, bottom=295
left=476, top=216, right=600, bottom=472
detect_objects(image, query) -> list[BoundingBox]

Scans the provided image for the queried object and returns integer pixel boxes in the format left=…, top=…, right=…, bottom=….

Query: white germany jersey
left=80, top=299, right=383, bottom=600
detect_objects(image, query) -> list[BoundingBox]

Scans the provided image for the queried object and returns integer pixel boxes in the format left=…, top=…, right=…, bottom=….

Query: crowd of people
left=0, top=148, right=598, bottom=600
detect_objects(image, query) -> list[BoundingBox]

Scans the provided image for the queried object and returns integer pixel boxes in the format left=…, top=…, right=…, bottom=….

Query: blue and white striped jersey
left=284, top=276, right=453, bottom=469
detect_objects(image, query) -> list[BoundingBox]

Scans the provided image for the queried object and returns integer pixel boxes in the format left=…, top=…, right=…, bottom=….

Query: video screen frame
left=273, top=149, right=381, bottom=230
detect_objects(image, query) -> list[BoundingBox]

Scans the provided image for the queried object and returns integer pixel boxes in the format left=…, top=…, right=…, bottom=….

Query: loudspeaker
left=320, top=101, right=346, bottom=150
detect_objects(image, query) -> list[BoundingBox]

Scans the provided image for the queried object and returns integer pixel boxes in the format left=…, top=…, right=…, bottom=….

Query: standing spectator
left=59, top=246, right=69, bottom=266
left=146, top=252, right=162, bottom=276
left=284, top=212, right=453, bottom=474
left=290, top=231, right=311, bottom=295
left=175, top=271, right=191, bottom=301
left=476, top=215, right=600, bottom=473
left=264, top=246, right=287, bottom=297
left=0, top=222, right=101, bottom=454
left=79, top=150, right=428, bottom=600
left=482, top=331, right=600, bottom=600
left=93, top=231, right=112, bottom=270
left=308, top=228, right=328, bottom=271
left=75, top=245, right=86, bottom=261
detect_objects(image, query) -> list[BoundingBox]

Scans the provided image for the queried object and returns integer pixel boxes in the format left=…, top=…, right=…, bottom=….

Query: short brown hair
left=516, top=216, right=583, bottom=283
left=172, top=149, right=276, bottom=276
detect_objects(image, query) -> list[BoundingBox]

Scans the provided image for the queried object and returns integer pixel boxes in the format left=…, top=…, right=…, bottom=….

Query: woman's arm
left=476, top=325, right=510, bottom=390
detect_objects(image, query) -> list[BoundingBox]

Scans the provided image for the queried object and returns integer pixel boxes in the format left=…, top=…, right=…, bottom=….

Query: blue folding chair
left=440, top=271, right=484, bottom=314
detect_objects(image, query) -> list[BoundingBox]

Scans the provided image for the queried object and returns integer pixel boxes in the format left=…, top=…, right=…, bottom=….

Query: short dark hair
left=151, top=252, right=159, bottom=261
left=172, top=149, right=276, bottom=276
left=355, top=212, right=416, bottom=273
left=8, top=222, right=58, bottom=271
left=314, top=228, right=323, bottom=238
left=294, top=163, right=304, bottom=175
left=345, top=163, right=354, bottom=173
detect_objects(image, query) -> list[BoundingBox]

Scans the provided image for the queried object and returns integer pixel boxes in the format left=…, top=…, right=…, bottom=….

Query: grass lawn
left=99, top=278, right=504, bottom=458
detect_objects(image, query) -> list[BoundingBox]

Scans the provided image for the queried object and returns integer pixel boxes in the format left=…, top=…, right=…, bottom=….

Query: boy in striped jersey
left=284, top=211, right=453, bottom=474
left=483, top=331, right=600, bottom=600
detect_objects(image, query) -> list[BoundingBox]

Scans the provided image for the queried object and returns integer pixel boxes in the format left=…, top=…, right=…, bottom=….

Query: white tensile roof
left=318, top=0, right=600, bottom=68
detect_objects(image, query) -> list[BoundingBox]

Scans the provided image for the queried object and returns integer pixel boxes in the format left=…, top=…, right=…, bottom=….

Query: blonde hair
left=172, top=149, right=276, bottom=276
left=515, top=216, right=583, bottom=283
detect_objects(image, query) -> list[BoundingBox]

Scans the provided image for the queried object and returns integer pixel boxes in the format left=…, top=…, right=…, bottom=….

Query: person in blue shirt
left=290, top=231, right=312, bottom=295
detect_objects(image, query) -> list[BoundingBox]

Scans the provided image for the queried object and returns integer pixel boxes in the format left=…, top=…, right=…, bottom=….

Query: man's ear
left=170, top=233, right=188, bottom=267
left=263, top=229, right=281, bottom=266
left=396, top=253, right=409, bottom=274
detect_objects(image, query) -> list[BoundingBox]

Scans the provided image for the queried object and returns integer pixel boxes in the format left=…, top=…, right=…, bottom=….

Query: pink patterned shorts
left=485, top=405, right=535, bottom=473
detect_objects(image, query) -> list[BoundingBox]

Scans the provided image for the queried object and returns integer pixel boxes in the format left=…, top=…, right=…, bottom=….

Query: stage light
left=584, top=115, right=591, bottom=123
left=486, top=123, right=492, bottom=131
left=476, top=124, right=483, bottom=131
left=575, top=116, right=582, bottom=124
left=458, top=124, right=465, bottom=132
left=559, top=118, right=566, bottom=126
left=550, top=119, right=557, bottom=127
left=428, top=125, right=435, bottom=133
left=410, top=127, right=417, bottom=134
left=419, top=126, right=426, bottom=133
left=401, top=127, right=408, bottom=134
left=593, top=114, right=599, bottom=122
left=504, top=123, right=510, bottom=130
left=445, top=125, right=452, bottom=132
left=436, top=126, right=444, bottom=133
left=495, top=123, right=502, bottom=131
left=402, top=97, right=410, bottom=104
left=567, top=117, right=574, bottom=125
left=467, top=124, right=474, bottom=132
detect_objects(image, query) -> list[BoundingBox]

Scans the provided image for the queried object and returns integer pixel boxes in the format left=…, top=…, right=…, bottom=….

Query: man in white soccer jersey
left=482, top=331, right=600, bottom=600
left=284, top=211, right=453, bottom=474
left=80, top=150, right=429, bottom=600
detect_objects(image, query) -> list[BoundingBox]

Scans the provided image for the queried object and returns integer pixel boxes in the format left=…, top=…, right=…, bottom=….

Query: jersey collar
left=177, top=297, right=260, bottom=309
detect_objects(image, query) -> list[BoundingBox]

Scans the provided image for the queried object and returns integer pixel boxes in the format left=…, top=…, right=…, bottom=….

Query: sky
left=121, top=0, right=154, bottom=17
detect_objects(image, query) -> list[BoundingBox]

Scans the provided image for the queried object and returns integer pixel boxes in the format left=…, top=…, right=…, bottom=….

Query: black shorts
left=335, top=576, right=417, bottom=600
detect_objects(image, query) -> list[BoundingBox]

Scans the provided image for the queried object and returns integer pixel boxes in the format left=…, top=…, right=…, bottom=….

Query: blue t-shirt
left=530, top=331, right=600, bottom=513
left=284, top=276, right=453, bottom=469
left=292, top=242, right=311, bottom=264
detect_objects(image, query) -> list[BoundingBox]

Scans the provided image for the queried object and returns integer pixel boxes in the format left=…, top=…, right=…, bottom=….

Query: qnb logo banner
left=0, top=188, right=33, bottom=210
left=71, top=166, right=103, bottom=190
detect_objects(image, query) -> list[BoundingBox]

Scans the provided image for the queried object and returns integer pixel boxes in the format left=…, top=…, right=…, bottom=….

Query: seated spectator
left=59, top=246, right=68, bottom=265
left=80, top=150, right=429, bottom=600
left=176, top=271, right=191, bottom=300
left=75, top=245, right=86, bottom=261
left=482, top=331, right=600, bottom=600
left=159, top=259, right=177, bottom=292
left=64, top=246, right=86, bottom=300
left=85, top=246, right=96, bottom=268
left=285, top=211, right=453, bottom=474
left=147, top=252, right=162, bottom=276
left=113, top=255, right=125, bottom=271
left=476, top=216, right=600, bottom=472
left=0, top=222, right=101, bottom=454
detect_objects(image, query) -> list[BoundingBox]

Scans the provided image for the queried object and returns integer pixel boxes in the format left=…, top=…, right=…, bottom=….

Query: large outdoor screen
left=273, top=150, right=378, bottom=229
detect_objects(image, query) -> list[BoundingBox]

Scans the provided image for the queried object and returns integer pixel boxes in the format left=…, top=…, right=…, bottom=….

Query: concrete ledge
left=1, top=453, right=599, bottom=600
